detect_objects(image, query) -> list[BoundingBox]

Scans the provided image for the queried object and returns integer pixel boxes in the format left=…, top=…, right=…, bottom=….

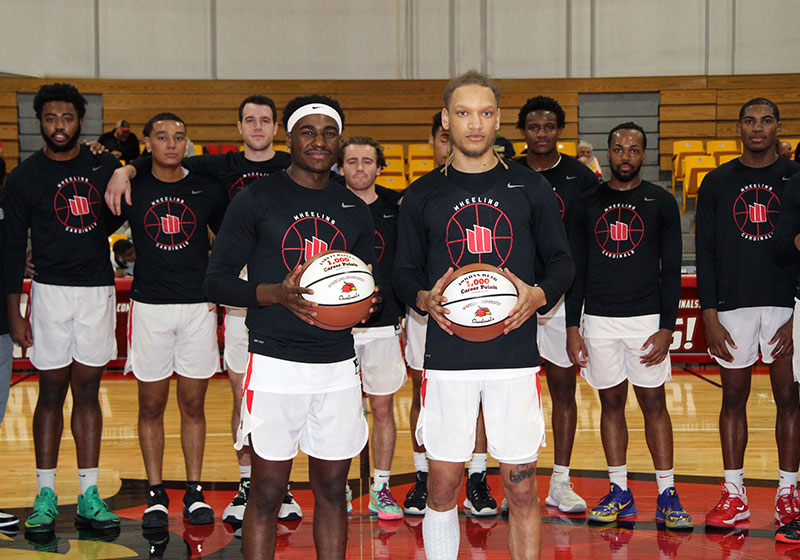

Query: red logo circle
left=281, top=217, right=346, bottom=270
left=229, top=172, right=266, bottom=200
left=732, top=186, right=780, bottom=240
left=53, top=179, right=101, bottom=232
left=446, top=203, right=513, bottom=268
left=143, top=200, right=197, bottom=248
left=594, top=206, right=644, bottom=257
left=374, top=229, right=385, bottom=263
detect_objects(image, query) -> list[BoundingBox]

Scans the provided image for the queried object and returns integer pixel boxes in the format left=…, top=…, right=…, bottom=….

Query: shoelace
left=376, top=487, right=396, bottom=506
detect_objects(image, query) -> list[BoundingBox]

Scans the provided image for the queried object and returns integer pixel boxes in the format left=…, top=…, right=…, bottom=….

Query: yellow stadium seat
left=718, top=153, right=739, bottom=166
left=108, top=233, right=128, bottom=249
left=381, top=159, right=405, bottom=176
left=194, top=144, right=203, bottom=156
left=274, top=144, right=289, bottom=153
left=512, top=141, right=527, bottom=156
left=682, top=155, right=716, bottom=214
left=706, top=139, right=740, bottom=165
left=408, top=143, right=433, bottom=162
left=382, top=143, right=404, bottom=162
left=408, top=159, right=435, bottom=175
left=379, top=175, right=407, bottom=191
left=671, top=140, right=706, bottom=193
left=557, top=141, right=577, bottom=157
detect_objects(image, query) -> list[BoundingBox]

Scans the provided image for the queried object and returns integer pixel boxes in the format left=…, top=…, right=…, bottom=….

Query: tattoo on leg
left=509, top=464, right=535, bottom=484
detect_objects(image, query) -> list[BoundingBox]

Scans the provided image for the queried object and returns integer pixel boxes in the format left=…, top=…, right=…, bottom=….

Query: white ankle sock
left=78, top=468, right=98, bottom=494
left=468, top=453, right=487, bottom=476
left=778, top=469, right=798, bottom=494
left=373, top=469, right=391, bottom=486
left=239, top=465, right=252, bottom=479
left=414, top=452, right=429, bottom=473
left=724, top=469, right=745, bottom=493
left=423, top=507, right=459, bottom=559
left=552, top=464, right=570, bottom=483
left=36, top=468, right=56, bottom=492
left=608, top=465, right=627, bottom=491
left=655, top=469, right=674, bottom=494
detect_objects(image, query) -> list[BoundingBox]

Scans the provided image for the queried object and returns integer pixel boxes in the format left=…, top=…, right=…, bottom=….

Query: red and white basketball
left=298, top=250, right=375, bottom=331
left=441, top=263, right=518, bottom=342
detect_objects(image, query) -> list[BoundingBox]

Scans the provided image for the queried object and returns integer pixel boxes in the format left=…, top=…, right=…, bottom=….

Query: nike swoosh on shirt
left=644, top=197, right=656, bottom=201
left=382, top=214, right=396, bottom=218
left=342, top=203, right=356, bottom=208
left=92, top=165, right=103, bottom=171
left=191, top=190, right=203, bottom=194
left=565, top=175, right=577, bottom=180
left=507, top=183, right=524, bottom=189
left=783, top=176, right=792, bottom=181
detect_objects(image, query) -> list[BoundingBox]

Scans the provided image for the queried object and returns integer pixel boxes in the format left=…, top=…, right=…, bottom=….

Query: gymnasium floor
left=0, top=367, right=795, bottom=559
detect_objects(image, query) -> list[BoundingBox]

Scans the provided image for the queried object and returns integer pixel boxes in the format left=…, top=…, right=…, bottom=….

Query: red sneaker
left=706, top=482, right=750, bottom=528
left=776, top=486, right=800, bottom=525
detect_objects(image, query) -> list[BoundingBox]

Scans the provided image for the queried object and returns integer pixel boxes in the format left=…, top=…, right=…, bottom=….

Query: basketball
left=441, top=263, right=518, bottom=342
left=298, top=250, right=375, bottom=330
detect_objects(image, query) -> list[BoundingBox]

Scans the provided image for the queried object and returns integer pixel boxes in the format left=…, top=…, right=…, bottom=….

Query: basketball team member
left=340, top=136, right=406, bottom=519
left=394, top=71, right=574, bottom=559
left=105, top=95, right=296, bottom=523
left=205, top=95, right=378, bottom=559
left=4, top=83, right=121, bottom=533
left=565, top=122, right=691, bottom=528
left=696, top=98, right=800, bottom=527
left=403, top=112, right=499, bottom=518
left=772, top=172, right=800, bottom=542
left=514, top=95, right=599, bottom=514
left=119, top=113, right=226, bottom=527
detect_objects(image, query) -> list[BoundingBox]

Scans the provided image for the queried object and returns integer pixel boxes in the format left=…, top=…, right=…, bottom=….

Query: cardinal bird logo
left=342, top=282, right=356, bottom=293
left=475, top=307, right=491, bottom=317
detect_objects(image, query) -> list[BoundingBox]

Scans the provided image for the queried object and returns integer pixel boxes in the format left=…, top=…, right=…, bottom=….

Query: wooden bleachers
left=1, top=75, right=799, bottom=173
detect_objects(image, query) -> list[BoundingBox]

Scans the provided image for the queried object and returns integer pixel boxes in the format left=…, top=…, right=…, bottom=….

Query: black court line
left=9, top=372, right=35, bottom=387
left=681, top=365, right=722, bottom=388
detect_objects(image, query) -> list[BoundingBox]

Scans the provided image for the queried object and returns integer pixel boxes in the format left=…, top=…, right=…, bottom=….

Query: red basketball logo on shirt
left=53, top=177, right=101, bottom=233
left=281, top=215, right=346, bottom=270
left=553, top=189, right=565, bottom=220
left=446, top=202, right=513, bottom=267
left=733, top=184, right=779, bottom=241
left=229, top=172, right=266, bottom=200
left=595, top=205, right=644, bottom=257
left=374, top=229, right=385, bottom=262
left=144, top=198, right=197, bottom=250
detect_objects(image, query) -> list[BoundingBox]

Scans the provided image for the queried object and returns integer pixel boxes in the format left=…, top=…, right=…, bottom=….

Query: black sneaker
left=277, top=488, right=302, bottom=521
left=142, top=486, right=169, bottom=529
left=183, top=483, right=214, bottom=525
left=464, top=472, right=497, bottom=517
left=777, top=514, right=800, bottom=543
left=223, top=478, right=249, bottom=524
left=403, top=471, right=428, bottom=515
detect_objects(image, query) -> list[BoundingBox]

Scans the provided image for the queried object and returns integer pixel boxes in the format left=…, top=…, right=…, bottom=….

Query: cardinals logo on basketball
left=53, top=176, right=102, bottom=233
left=282, top=212, right=346, bottom=270
left=342, top=282, right=356, bottom=293
left=594, top=203, right=644, bottom=258
left=446, top=199, right=513, bottom=268
left=143, top=197, right=197, bottom=250
left=475, top=307, right=491, bottom=317
left=733, top=184, right=780, bottom=241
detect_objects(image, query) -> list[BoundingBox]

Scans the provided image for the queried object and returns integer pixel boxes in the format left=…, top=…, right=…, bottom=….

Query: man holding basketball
left=205, top=95, right=378, bottom=559
left=394, top=71, right=573, bottom=559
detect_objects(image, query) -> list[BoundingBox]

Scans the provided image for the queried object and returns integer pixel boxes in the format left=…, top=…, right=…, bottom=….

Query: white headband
left=286, top=103, right=343, bottom=133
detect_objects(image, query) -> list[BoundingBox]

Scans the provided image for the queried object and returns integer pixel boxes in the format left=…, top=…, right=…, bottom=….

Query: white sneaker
left=545, top=478, right=586, bottom=513
left=278, top=489, right=303, bottom=521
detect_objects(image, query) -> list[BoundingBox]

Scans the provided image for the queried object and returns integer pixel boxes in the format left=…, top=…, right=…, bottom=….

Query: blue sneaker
left=656, top=487, right=693, bottom=529
left=588, top=483, right=637, bottom=523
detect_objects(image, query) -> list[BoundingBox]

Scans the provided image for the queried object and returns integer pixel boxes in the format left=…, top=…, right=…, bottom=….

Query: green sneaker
left=25, top=488, right=58, bottom=533
left=369, top=482, right=403, bottom=520
left=75, top=485, right=120, bottom=529
left=346, top=484, right=353, bottom=515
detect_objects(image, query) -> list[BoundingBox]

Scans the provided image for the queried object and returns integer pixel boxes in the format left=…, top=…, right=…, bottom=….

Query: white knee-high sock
left=423, top=506, right=459, bottom=559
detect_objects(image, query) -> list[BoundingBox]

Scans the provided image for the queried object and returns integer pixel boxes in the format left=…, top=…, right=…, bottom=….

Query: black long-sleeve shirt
left=696, top=157, right=800, bottom=311
left=3, top=146, right=122, bottom=292
left=205, top=171, right=376, bottom=364
left=362, top=185, right=403, bottom=328
left=771, top=173, right=800, bottom=298
left=122, top=170, right=226, bottom=304
left=393, top=161, right=574, bottom=371
left=565, top=180, right=682, bottom=330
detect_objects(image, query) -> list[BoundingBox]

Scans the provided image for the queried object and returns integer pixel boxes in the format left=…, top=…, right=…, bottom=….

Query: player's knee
left=504, top=484, right=538, bottom=513
left=427, top=473, right=462, bottom=507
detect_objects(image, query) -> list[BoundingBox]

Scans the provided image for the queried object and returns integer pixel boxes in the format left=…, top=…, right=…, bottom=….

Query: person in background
left=98, top=119, right=140, bottom=162
left=577, top=139, right=604, bottom=179
left=112, top=238, right=135, bottom=278
left=777, top=139, right=793, bottom=159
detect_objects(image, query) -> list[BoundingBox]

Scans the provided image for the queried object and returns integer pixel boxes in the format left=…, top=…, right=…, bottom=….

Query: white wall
left=0, top=0, right=797, bottom=79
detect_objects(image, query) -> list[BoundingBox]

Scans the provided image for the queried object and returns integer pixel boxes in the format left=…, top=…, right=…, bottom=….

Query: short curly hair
left=33, top=83, right=87, bottom=120
left=516, top=96, right=565, bottom=129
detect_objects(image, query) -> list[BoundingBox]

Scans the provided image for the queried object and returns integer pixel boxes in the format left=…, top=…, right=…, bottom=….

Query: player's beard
left=610, top=161, right=641, bottom=182
left=452, top=134, right=495, bottom=160
left=41, top=122, right=81, bottom=153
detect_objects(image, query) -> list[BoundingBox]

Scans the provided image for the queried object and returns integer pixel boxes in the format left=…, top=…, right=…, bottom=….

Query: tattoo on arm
left=509, top=464, right=535, bottom=484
